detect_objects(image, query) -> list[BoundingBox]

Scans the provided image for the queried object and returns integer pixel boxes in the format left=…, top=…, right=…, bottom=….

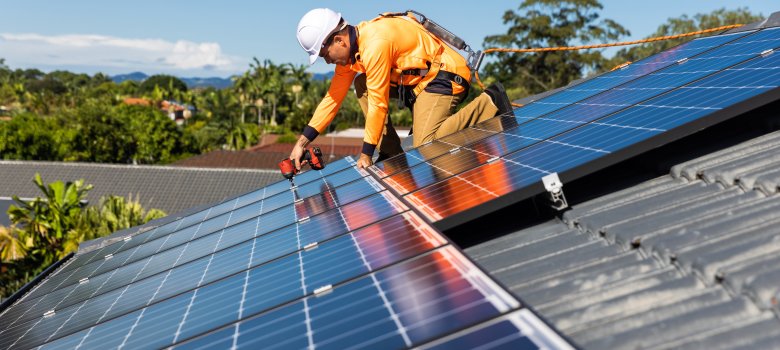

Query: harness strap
left=412, top=44, right=444, bottom=97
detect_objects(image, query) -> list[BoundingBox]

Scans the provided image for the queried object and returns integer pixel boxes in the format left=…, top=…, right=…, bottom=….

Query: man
left=290, top=8, right=513, bottom=169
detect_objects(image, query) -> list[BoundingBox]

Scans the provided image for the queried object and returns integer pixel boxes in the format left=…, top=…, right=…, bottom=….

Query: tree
left=0, top=113, right=63, bottom=160
left=0, top=225, right=26, bottom=261
left=483, top=0, right=629, bottom=98
left=81, top=195, right=166, bottom=239
left=139, top=74, right=188, bottom=99
left=226, top=123, right=259, bottom=150
left=8, top=174, right=92, bottom=264
left=608, top=8, right=763, bottom=68
left=1, top=175, right=167, bottom=298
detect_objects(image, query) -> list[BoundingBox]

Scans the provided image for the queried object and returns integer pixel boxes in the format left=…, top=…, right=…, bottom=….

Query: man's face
left=320, top=33, right=350, bottom=66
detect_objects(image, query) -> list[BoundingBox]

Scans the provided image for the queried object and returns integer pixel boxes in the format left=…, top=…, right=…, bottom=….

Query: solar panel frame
left=370, top=29, right=753, bottom=179
left=380, top=27, right=780, bottom=230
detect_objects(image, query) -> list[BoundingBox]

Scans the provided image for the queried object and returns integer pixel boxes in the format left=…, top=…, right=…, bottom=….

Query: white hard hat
left=297, top=8, right=343, bottom=65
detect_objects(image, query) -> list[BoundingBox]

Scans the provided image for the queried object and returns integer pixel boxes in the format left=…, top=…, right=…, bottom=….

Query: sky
left=0, top=1, right=776, bottom=78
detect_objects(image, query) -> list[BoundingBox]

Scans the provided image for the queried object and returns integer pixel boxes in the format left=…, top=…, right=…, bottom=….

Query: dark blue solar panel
left=505, top=42, right=780, bottom=180
left=6, top=214, right=450, bottom=349
left=1, top=151, right=572, bottom=348
left=397, top=27, right=780, bottom=224
left=164, top=246, right=519, bottom=350
left=14, top=165, right=378, bottom=305
left=372, top=31, right=751, bottom=179
left=381, top=28, right=780, bottom=198
left=517, top=30, right=750, bottom=119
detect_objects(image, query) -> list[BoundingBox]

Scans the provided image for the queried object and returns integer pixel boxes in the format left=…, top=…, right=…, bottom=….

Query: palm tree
left=0, top=225, right=26, bottom=262
left=233, top=71, right=257, bottom=124
left=8, top=174, right=92, bottom=261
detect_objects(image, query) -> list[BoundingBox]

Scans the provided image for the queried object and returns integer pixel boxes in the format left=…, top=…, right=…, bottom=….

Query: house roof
left=170, top=149, right=290, bottom=170
left=172, top=138, right=363, bottom=170
left=465, top=129, right=780, bottom=349
left=0, top=160, right=279, bottom=219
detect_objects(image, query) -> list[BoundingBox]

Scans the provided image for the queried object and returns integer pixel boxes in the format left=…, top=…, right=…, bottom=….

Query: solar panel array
left=371, top=27, right=780, bottom=229
left=0, top=158, right=571, bottom=349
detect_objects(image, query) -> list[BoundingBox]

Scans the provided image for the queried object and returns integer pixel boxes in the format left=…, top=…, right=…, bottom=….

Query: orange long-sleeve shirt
left=303, top=15, right=470, bottom=156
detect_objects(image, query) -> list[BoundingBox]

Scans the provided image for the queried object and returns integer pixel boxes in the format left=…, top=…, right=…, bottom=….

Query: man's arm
left=357, top=39, right=393, bottom=168
left=290, top=65, right=355, bottom=169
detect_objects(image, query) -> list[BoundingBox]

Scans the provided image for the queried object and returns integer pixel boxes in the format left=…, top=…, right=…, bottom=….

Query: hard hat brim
left=308, top=53, right=318, bottom=65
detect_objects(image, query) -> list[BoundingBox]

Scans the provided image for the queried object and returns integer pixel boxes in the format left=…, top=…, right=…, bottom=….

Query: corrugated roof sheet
left=466, top=129, right=780, bottom=349
left=0, top=160, right=278, bottom=218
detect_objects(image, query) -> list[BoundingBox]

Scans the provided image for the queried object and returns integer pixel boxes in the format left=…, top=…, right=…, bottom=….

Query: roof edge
left=0, top=252, right=74, bottom=313
left=724, top=10, right=780, bottom=34
left=0, top=160, right=278, bottom=174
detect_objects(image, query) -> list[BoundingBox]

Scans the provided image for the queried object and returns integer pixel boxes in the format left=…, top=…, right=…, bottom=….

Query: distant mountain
left=110, top=72, right=233, bottom=89
left=181, top=77, right=233, bottom=89
left=111, top=72, right=149, bottom=84
left=111, top=70, right=334, bottom=89
left=312, top=71, right=334, bottom=81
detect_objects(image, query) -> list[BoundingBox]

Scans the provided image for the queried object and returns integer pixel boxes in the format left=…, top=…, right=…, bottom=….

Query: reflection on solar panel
left=0, top=158, right=571, bottom=349
left=373, top=26, right=780, bottom=229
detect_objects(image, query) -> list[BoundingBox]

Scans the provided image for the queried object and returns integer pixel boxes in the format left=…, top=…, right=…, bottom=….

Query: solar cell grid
left=1, top=171, right=386, bottom=331
left=162, top=246, right=518, bottom=350
left=372, top=115, right=517, bottom=178
left=397, top=27, right=780, bottom=226
left=10, top=164, right=376, bottom=306
left=372, top=30, right=751, bottom=181
left=8, top=211, right=448, bottom=350
left=507, top=43, right=780, bottom=179
left=518, top=31, right=750, bottom=118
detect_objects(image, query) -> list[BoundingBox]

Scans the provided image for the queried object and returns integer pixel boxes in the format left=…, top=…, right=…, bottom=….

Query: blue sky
left=0, top=1, right=776, bottom=77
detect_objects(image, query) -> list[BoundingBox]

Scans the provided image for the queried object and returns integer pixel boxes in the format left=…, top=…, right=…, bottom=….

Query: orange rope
left=474, top=23, right=744, bottom=106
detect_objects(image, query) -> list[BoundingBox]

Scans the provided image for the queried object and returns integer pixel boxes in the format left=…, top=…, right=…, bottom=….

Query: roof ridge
left=0, top=160, right=278, bottom=174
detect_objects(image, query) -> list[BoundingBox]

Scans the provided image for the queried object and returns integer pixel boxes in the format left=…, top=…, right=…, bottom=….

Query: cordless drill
left=278, top=147, right=325, bottom=187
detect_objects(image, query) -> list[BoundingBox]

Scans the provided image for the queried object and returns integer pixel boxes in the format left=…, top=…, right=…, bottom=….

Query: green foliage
left=184, top=120, right=227, bottom=153
left=0, top=113, right=63, bottom=160
left=276, top=132, right=299, bottom=144
left=226, top=123, right=259, bottom=150
left=82, top=195, right=167, bottom=239
left=607, top=8, right=763, bottom=67
left=25, top=77, right=67, bottom=95
left=139, top=74, right=188, bottom=98
left=8, top=174, right=92, bottom=264
left=0, top=175, right=166, bottom=298
left=0, top=103, right=194, bottom=164
left=483, top=0, right=630, bottom=97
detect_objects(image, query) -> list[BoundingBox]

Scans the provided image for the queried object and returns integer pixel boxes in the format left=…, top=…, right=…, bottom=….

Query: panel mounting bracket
left=541, top=173, right=568, bottom=211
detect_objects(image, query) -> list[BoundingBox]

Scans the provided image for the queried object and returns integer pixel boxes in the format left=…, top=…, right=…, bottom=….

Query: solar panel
left=0, top=158, right=570, bottom=349
left=373, top=27, right=780, bottom=229
left=371, top=30, right=752, bottom=178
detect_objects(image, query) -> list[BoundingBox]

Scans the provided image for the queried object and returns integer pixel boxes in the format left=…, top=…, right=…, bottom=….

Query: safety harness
left=380, top=11, right=472, bottom=109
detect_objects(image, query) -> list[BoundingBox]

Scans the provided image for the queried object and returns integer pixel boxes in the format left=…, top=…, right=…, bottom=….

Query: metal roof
left=466, top=129, right=780, bottom=349
left=0, top=160, right=279, bottom=219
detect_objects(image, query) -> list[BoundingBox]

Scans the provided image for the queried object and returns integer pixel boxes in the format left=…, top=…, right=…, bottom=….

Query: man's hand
left=357, top=153, right=373, bottom=169
left=289, top=135, right=311, bottom=170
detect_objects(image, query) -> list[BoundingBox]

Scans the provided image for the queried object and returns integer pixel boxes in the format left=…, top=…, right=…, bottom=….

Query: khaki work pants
left=354, top=74, right=498, bottom=159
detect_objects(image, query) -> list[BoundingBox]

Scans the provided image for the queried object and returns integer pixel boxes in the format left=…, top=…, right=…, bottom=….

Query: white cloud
left=0, top=33, right=245, bottom=76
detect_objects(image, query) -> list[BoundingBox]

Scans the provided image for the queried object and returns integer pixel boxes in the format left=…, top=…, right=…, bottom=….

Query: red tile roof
left=171, top=135, right=361, bottom=170
left=172, top=150, right=286, bottom=170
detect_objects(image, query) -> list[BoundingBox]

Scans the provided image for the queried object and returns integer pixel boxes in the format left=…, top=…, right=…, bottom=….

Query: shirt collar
left=348, top=25, right=359, bottom=64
